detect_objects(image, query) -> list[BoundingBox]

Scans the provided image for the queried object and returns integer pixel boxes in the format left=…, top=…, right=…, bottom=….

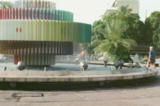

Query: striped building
left=0, top=0, right=91, bottom=66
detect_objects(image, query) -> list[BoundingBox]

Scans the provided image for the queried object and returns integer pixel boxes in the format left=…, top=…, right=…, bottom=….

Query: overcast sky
left=5, top=0, right=160, bottom=24
left=55, top=0, right=160, bottom=24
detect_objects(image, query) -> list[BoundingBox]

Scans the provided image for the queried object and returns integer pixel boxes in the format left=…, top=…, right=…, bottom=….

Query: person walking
left=147, top=46, right=156, bottom=68
left=80, top=50, right=85, bottom=61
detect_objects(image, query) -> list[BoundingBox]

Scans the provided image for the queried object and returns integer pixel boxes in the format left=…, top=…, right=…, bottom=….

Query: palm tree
left=94, top=7, right=136, bottom=61
left=117, top=5, right=132, bottom=17
left=0, top=1, right=12, bottom=9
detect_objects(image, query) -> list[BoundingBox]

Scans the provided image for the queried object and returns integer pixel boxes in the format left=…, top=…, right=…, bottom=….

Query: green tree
left=91, top=12, right=117, bottom=53
left=91, top=20, right=105, bottom=52
left=92, top=6, right=139, bottom=61
left=145, top=11, right=160, bottom=47
left=115, top=6, right=145, bottom=42
left=0, top=1, right=12, bottom=9
left=94, top=15, right=136, bottom=61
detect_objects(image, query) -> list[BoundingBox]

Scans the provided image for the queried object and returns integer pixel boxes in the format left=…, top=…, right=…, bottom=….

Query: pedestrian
left=79, top=50, right=88, bottom=71
left=80, top=50, right=85, bottom=61
left=103, top=53, right=108, bottom=67
left=147, top=46, right=156, bottom=68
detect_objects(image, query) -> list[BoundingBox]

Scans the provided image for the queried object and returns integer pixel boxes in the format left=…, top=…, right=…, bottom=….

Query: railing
left=130, top=45, right=160, bottom=55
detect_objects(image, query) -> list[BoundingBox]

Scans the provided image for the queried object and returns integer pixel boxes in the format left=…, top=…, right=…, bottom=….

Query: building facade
left=105, top=0, right=139, bottom=15
left=113, top=0, right=139, bottom=14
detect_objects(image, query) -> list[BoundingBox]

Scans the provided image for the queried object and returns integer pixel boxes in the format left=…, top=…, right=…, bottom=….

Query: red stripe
left=2, top=9, right=3, bottom=19
left=39, top=0, right=41, bottom=8
left=14, top=55, right=18, bottom=64
left=45, top=2, right=47, bottom=8
left=6, top=9, right=8, bottom=19
left=8, top=9, right=10, bottom=19
left=3, top=9, right=5, bottom=19
left=42, top=0, right=44, bottom=8
left=0, top=9, right=2, bottom=19
left=7, top=9, right=9, bottom=19
left=16, top=8, right=18, bottom=19
left=3, top=9, right=6, bottom=19
left=2, top=9, right=4, bottom=19
left=23, top=8, right=25, bottom=19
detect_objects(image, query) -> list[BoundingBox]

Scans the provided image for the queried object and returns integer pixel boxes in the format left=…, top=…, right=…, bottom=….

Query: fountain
left=0, top=0, right=91, bottom=67
left=0, top=0, right=157, bottom=85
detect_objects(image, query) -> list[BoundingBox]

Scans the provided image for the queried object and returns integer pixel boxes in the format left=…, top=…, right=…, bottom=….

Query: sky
left=6, top=0, right=160, bottom=24
left=54, top=0, right=114, bottom=24
left=140, top=0, right=160, bottom=21
left=55, top=0, right=160, bottom=24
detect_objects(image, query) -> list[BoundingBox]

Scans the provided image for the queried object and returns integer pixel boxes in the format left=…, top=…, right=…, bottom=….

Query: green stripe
left=56, top=21, right=58, bottom=41
left=66, top=21, right=68, bottom=41
left=71, top=22, right=73, bottom=41
left=49, top=20, right=51, bottom=41
left=62, top=21, right=65, bottom=40
left=52, top=20, right=54, bottom=41
left=28, top=20, right=30, bottom=40
left=59, top=21, right=61, bottom=41
left=43, top=20, right=45, bottom=41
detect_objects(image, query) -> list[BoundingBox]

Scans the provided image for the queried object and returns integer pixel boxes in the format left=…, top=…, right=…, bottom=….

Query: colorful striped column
left=0, top=0, right=91, bottom=66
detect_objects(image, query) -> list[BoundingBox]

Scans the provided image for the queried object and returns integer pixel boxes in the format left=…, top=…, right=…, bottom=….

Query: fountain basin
left=0, top=63, right=158, bottom=83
